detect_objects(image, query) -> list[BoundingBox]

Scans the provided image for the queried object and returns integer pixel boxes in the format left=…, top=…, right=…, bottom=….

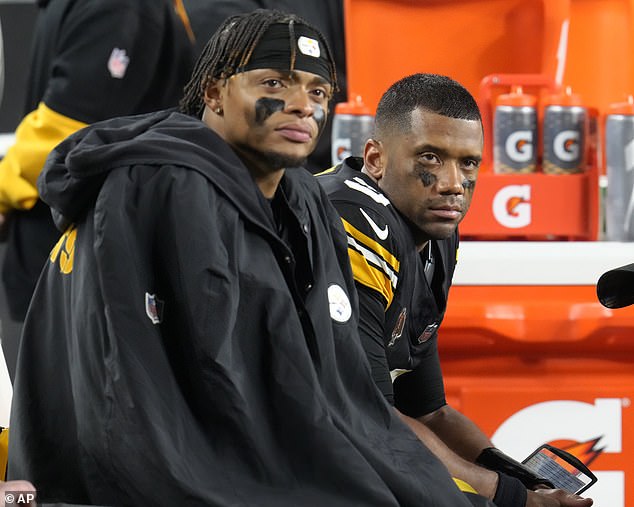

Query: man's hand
left=527, top=488, right=593, bottom=507
left=0, top=480, right=37, bottom=506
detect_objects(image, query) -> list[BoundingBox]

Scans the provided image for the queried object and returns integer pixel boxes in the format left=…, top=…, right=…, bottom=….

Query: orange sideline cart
left=443, top=242, right=634, bottom=506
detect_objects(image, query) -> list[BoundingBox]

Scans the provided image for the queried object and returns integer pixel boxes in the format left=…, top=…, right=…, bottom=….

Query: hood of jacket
left=39, top=109, right=281, bottom=232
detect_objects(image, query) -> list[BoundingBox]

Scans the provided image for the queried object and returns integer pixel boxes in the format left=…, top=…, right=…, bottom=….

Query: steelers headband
left=241, top=22, right=332, bottom=84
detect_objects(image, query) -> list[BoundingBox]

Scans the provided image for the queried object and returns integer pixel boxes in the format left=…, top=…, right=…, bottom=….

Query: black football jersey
left=318, top=157, right=459, bottom=417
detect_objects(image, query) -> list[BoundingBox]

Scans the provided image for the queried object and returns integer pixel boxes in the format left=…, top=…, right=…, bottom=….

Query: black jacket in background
left=3, top=0, right=194, bottom=321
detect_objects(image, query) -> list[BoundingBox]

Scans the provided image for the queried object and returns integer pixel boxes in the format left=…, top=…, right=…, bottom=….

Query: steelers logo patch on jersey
left=327, top=284, right=352, bottom=323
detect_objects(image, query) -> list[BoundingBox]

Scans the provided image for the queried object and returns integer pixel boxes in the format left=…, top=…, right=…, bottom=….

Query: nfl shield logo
left=418, top=322, right=438, bottom=343
left=108, top=48, right=130, bottom=79
left=145, top=292, right=164, bottom=325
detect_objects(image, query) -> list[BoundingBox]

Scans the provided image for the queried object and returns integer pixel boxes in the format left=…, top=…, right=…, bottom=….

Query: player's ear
left=363, top=138, right=385, bottom=181
left=202, top=78, right=224, bottom=114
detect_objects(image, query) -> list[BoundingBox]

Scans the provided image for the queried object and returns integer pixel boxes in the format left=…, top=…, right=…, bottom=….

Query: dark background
left=0, top=0, right=37, bottom=381
left=0, top=0, right=37, bottom=132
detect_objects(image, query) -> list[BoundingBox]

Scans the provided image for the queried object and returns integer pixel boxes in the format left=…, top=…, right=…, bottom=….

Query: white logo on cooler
left=505, top=130, right=534, bottom=163
left=491, top=398, right=624, bottom=507
left=492, top=185, right=531, bottom=228
left=553, top=130, right=580, bottom=161
left=492, top=398, right=622, bottom=456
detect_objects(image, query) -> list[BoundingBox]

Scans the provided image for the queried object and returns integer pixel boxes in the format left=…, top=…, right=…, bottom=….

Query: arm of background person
left=0, top=104, right=86, bottom=213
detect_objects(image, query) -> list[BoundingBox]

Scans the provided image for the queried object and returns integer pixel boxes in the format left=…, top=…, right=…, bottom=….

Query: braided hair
left=179, top=9, right=338, bottom=117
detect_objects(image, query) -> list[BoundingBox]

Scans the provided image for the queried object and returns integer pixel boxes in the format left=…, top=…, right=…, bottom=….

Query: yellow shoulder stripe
left=342, top=218, right=400, bottom=308
left=342, top=218, right=399, bottom=273
left=348, top=248, right=394, bottom=307
left=314, top=165, right=337, bottom=176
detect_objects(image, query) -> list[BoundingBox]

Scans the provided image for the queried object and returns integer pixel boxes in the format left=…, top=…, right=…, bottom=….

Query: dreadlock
left=179, top=9, right=338, bottom=117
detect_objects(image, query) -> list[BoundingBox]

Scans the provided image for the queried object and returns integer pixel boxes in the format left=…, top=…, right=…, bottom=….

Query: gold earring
left=215, top=107, right=222, bottom=114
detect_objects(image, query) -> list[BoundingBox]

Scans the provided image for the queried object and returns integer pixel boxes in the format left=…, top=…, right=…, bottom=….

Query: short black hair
left=375, top=73, right=482, bottom=138
left=179, top=9, right=338, bottom=117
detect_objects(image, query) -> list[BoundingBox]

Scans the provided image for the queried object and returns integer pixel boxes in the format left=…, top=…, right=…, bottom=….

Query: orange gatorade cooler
left=494, top=86, right=538, bottom=174
left=542, top=87, right=587, bottom=174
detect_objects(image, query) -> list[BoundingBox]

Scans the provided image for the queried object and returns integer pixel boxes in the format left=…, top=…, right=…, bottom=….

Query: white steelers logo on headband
left=297, top=36, right=321, bottom=58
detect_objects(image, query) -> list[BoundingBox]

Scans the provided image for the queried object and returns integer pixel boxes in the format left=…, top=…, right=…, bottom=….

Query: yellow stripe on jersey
left=342, top=219, right=399, bottom=273
left=342, top=218, right=400, bottom=308
left=0, top=102, right=87, bottom=213
left=348, top=248, right=395, bottom=306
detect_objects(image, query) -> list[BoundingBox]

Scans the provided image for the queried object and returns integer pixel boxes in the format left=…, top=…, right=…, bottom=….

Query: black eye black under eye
left=254, top=97, right=285, bottom=124
left=419, top=170, right=436, bottom=187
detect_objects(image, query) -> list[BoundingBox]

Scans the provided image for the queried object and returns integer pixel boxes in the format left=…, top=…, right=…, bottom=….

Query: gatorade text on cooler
left=543, top=86, right=587, bottom=174
left=331, top=95, right=374, bottom=165
left=493, top=86, right=538, bottom=174
left=605, top=95, right=634, bottom=241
